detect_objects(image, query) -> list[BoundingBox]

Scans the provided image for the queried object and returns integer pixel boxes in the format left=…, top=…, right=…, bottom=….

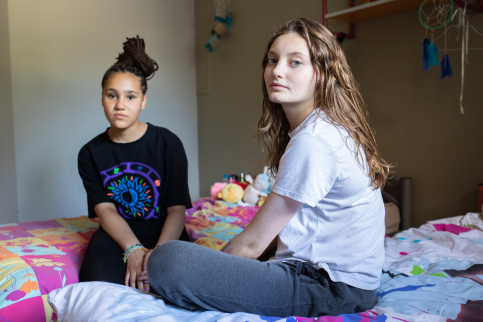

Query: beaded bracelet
left=123, top=244, right=148, bottom=263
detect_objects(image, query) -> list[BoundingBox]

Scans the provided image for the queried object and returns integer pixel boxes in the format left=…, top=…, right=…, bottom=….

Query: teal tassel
left=422, top=38, right=431, bottom=70
left=422, top=38, right=439, bottom=70
left=427, top=42, right=439, bottom=67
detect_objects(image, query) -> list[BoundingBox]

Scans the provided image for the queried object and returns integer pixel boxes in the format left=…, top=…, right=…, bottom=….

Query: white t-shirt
left=269, top=109, right=385, bottom=290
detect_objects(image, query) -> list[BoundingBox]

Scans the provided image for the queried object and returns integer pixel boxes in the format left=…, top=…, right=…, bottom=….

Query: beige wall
left=0, top=0, right=18, bottom=224
left=195, top=1, right=483, bottom=227
left=195, top=0, right=328, bottom=194
left=352, top=9, right=483, bottom=226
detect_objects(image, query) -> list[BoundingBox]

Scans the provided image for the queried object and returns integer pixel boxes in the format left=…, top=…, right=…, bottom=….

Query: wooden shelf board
left=325, top=0, right=443, bottom=23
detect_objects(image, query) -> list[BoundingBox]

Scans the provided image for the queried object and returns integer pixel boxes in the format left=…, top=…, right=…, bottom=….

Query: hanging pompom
left=422, top=38, right=431, bottom=70
left=428, top=42, right=440, bottom=67
left=440, top=54, right=453, bottom=79
left=422, top=38, right=440, bottom=70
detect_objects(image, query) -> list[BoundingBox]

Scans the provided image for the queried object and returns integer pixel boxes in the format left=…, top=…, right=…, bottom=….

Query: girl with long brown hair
left=146, top=18, right=389, bottom=317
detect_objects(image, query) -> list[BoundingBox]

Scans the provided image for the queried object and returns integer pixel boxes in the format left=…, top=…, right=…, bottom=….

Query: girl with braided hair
left=78, top=36, right=191, bottom=292
left=146, top=18, right=390, bottom=317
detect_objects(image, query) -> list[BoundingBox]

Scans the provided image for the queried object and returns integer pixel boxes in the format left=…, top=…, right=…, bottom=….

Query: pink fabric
left=0, top=216, right=99, bottom=320
left=210, top=182, right=227, bottom=199
left=433, top=223, right=472, bottom=235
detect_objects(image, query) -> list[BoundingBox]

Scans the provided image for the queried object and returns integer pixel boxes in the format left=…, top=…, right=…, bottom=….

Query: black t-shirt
left=78, top=123, right=191, bottom=221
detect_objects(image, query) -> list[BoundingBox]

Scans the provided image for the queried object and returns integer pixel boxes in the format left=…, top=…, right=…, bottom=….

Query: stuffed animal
left=210, top=182, right=227, bottom=199
left=262, top=165, right=275, bottom=193
left=217, top=183, right=245, bottom=205
left=243, top=173, right=270, bottom=206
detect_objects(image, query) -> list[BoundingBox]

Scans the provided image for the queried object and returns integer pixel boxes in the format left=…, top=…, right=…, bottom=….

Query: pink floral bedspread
left=0, top=216, right=99, bottom=321
left=4, top=200, right=483, bottom=322
left=0, top=199, right=256, bottom=322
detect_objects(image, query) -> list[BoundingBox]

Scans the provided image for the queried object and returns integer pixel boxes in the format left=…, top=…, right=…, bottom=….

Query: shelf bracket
left=322, top=0, right=356, bottom=41
left=454, top=0, right=483, bottom=11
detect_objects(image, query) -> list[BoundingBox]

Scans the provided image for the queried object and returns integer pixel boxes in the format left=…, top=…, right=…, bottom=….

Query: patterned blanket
left=2, top=199, right=483, bottom=321
left=185, top=198, right=259, bottom=249
left=0, top=216, right=99, bottom=321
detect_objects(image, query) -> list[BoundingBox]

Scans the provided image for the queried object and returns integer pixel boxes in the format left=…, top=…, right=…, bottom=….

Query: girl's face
left=264, top=32, right=317, bottom=118
left=102, top=72, right=147, bottom=134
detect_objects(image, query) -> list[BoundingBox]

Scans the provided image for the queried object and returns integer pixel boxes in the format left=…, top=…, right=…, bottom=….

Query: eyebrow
left=267, top=50, right=309, bottom=58
left=104, top=88, right=140, bottom=95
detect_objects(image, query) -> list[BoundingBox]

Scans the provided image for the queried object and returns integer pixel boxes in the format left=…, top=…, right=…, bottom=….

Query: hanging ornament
left=205, top=0, right=232, bottom=52
left=422, top=38, right=440, bottom=70
left=440, top=54, right=453, bottom=78
left=418, top=0, right=454, bottom=30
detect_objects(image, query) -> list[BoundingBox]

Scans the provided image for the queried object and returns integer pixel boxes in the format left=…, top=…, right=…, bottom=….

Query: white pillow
left=48, top=282, right=168, bottom=321
left=47, top=281, right=260, bottom=321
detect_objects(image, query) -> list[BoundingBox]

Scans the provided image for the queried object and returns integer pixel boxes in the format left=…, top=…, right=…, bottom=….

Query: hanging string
left=445, top=23, right=448, bottom=50
left=433, top=23, right=483, bottom=42
left=451, top=4, right=469, bottom=114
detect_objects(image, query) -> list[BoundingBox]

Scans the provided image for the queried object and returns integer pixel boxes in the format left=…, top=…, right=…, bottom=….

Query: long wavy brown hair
left=257, top=18, right=390, bottom=189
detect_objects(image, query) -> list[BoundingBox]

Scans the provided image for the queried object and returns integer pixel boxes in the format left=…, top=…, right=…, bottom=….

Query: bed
left=1, top=177, right=483, bottom=321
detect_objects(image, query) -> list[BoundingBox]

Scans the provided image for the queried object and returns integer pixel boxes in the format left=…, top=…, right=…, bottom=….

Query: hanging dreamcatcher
left=419, top=0, right=454, bottom=74
left=205, top=0, right=232, bottom=51
left=419, top=0, right=454, bottom=31
left=419, top=0, right=471, bottom=114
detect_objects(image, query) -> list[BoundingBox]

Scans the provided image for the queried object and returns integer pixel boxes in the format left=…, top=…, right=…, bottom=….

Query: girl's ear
left=141, top=94, right=147, bottom=110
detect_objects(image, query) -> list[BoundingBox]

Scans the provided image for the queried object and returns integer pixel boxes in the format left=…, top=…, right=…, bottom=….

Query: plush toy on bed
left=242, top=173, right=270, bottom=206
left=217, top=183, right=245, bottom=205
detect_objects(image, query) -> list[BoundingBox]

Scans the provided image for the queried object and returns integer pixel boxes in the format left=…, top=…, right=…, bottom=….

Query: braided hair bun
left=102, top=36, right=159, bottom=94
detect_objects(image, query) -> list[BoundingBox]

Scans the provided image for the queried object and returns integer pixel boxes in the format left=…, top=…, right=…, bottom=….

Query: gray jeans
left=146, top=240, right=376, bottom=317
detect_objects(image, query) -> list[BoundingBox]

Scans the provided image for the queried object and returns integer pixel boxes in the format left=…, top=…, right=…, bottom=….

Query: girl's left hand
left=138, top=269, right=150, bottom=292
left=138, top=248, right=155, bottom=292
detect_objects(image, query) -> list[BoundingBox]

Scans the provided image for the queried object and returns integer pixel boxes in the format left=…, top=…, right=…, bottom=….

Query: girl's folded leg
left=146, top=240, right=375, bottom=317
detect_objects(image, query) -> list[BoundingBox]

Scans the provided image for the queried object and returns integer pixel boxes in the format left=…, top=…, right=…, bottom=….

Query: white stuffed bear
left=243, top=173, right=270, bottom=206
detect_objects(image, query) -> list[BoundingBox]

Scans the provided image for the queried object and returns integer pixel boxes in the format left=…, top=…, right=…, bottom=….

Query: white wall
left=5, top=0, right=199, bottom=223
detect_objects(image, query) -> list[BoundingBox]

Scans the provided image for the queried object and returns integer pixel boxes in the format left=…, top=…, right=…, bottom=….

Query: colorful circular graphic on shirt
left=100, top=162, right=161, bottom=220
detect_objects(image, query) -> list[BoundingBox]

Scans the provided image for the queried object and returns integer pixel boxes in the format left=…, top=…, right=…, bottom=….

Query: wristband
left=123, top=244, right=148, bottom=263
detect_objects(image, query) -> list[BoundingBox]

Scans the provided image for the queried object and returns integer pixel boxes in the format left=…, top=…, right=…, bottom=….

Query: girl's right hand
left=125, top=248, right=147, bottom=291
